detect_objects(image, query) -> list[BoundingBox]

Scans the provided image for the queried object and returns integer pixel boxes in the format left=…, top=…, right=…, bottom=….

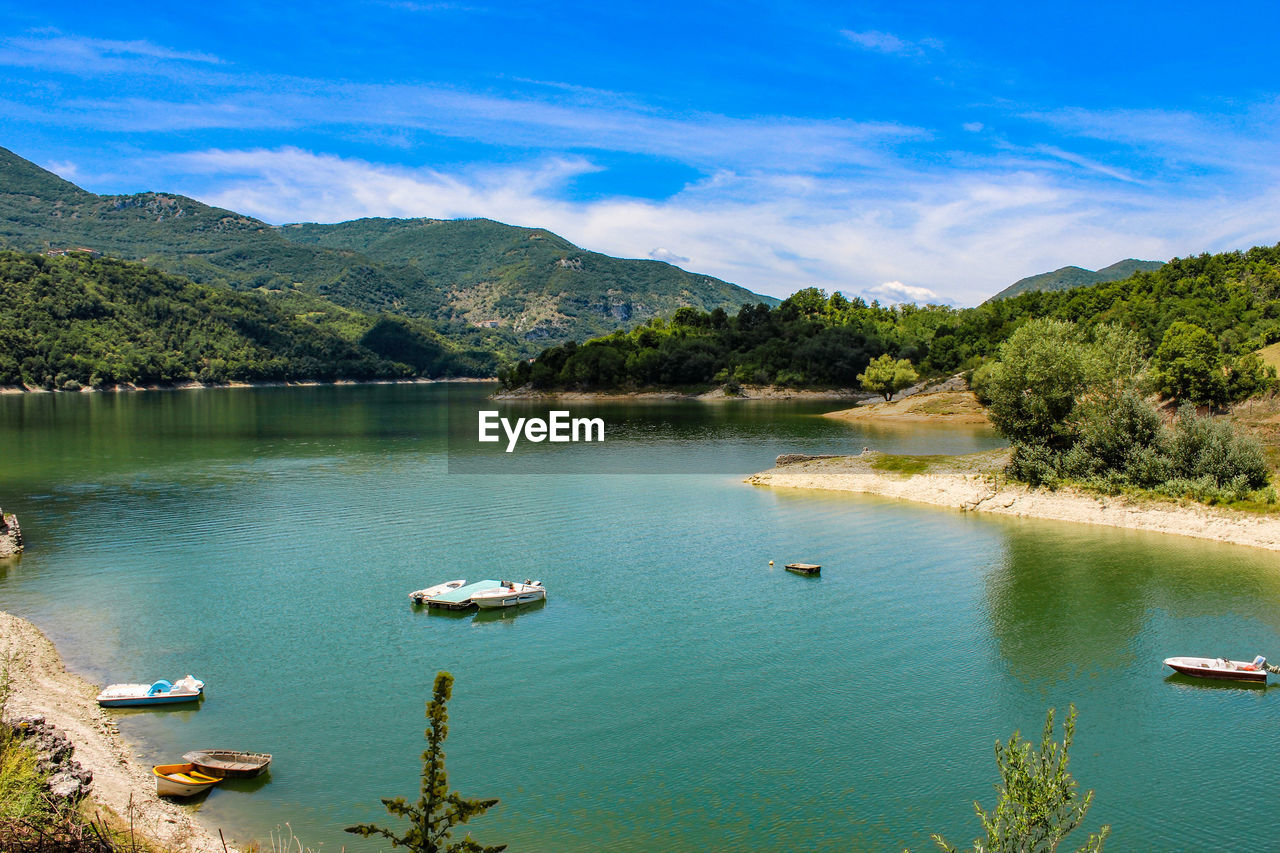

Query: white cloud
left=154, top=144, right=1280, bottom=307
left=963, top=121, right=984, bottom=132
left=840, top=29, right=939, bottom=57
left=8, top=82, right=923, bottom=174
left=864, top=281, right=947, bottom=305
left=648, top=248, right=690, bottom=265
left=0, top=32, right=222, bottom=75
left=43, top=159, right=79, bottom=180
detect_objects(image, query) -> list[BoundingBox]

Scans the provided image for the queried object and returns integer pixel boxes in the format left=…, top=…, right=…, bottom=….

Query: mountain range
left=987, top=258, right=1165, bottom=301
left=0, top=146, right=775, bottom=358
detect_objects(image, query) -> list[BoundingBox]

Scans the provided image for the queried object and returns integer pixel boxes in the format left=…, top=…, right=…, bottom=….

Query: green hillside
left=0, top=251, right=493, bottom=388
left=282, top=217, right=773, bottom=343
left=510, top=244, right=1280, bottom=394
left=988, top=258, right=1164, bottom=301
left=0, top=146, right=773, bottom=353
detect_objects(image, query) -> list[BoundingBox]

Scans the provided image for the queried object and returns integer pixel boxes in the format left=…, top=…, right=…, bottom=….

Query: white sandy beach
left=748, top=453, right=1280, bottom=552
left=0, top=611, right=237, bottom=852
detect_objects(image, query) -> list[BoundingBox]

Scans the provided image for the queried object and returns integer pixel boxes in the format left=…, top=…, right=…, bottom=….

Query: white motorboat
left=470, top=580, right=546, bottom=609
left=1164, top=655, right=1269, bottom=683
left=409, top=579, right=467, bottom=604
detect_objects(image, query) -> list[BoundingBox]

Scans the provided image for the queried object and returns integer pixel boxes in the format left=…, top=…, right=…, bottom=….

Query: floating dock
left=426, top=579, right=501, bottom=610
left=785, top=563, right=821, bottom=575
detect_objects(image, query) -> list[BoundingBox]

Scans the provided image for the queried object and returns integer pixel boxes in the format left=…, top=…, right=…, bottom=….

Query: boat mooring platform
left=426, top=579, right=501, bottom=609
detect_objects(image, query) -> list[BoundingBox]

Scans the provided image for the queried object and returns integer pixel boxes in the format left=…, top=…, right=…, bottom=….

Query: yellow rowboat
left=153, top=763, right=221, bottom=797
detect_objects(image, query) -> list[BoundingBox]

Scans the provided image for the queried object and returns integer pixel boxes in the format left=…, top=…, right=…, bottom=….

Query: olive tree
left=857, top=354, right=918, bottom=400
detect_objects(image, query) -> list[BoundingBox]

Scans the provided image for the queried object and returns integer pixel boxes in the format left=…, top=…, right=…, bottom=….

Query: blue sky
left=3, top=1, right=1279, bottom=304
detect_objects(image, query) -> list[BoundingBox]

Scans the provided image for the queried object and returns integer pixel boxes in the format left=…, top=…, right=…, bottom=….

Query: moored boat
left=182, top=749, right=272, bottom=778
left=154, top=763, right=221, bottom=797
left=471, top=580, right=546, bottom=609
left=409, top=579, right=467, bottom=604
left=1164, top=655, right=1269, bottom=683
left=96, top=675, right=204, bottom=707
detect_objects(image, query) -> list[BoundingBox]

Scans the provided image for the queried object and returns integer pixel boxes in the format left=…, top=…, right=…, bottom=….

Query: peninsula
left=747, top=451, right=1280, bottom=552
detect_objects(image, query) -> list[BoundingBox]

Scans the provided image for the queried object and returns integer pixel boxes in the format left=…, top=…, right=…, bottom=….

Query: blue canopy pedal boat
left=96, top=674, right=204, bottom=707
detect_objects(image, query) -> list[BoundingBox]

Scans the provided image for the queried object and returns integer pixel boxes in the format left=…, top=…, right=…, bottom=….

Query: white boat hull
left=154, top=764, right=220, bottom=797
left=1164, top=656, right=1268, bottom=683
left=409, top=579, right=467, bottom=604
left=97, top=675, right=204, bottom=707
left=471, top=582, right=546, bottom=609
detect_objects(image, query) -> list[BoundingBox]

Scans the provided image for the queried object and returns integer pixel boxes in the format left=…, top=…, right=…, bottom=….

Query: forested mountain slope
left=0, top=146, right=772, bottom=354
left=0, top=251, right=492, bottom=388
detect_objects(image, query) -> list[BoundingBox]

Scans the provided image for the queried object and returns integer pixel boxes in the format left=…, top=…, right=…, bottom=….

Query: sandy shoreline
left=1, top=611, right=237, bottom=852
left=821, top=390, right=990, bottom=424
left=747, top=453, right=1280, bottom=551
left=494, top=384, right=869, bottom=401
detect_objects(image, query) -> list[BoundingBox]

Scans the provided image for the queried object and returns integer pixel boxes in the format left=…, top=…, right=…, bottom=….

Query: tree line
left=501, top=243, right=1280, bottom=402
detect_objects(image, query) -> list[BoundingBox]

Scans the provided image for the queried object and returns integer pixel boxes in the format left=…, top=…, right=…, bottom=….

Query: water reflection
left=984, top=518, right=1280, bottom=685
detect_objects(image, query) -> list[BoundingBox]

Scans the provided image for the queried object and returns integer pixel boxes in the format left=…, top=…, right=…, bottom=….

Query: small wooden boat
left=410, top=579, right=467, bottom=604
left=1164, top=656, right=1269, bottom=683
left=154, top=763, right=221, bottom=797
left=182, top=749, right=272, bottom=778
left=471, top=580, right=546, bottom=609
left=96, top=675, right=204, bottom=707
left=785, top=563, right=821, bottom=575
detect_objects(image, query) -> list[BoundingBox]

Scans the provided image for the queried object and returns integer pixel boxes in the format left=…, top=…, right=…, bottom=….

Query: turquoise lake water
left=3, top=384, right=1280, bottom=851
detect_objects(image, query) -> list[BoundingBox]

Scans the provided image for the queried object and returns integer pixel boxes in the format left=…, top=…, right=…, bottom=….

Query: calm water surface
left=2, top=385, right=1279, bottom=851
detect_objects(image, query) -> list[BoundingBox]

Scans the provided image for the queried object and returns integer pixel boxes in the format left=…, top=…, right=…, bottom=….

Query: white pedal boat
left=96, top=675, right=204, bottom=707
left=409, top=579, right=467, bottom=604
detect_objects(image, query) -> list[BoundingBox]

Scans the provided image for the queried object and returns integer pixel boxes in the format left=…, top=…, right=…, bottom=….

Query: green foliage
left=346, top=672, right=505, bottom=853
left=498, top=289, right=956, bottom=391
left=1165, top=404, right=1269, bottom=491
left=0, top=733, right=49, bottom=829
left=0, top=653, right=51, bottom=828
left=1061, top=391, right=1168, bottom=486
left=932, top=706, right=1109, bottom=853
left=1152, top=322, right=1227, bottom=406
left=980, top=317, right=1271, bottom=500
left=982, top=319, right=1088, bottom=449
left=0, top=251, right=501, bottom=387
left=858, top=354, right=919, bottom=400
left=870, top=455, right=932, bottom=475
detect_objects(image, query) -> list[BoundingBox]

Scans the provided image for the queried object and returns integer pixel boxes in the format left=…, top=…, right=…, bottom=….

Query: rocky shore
left=0, top=611, right=236, bottom=852
left=748, top=452, right=1280, bottom=551
left=0, top=510, right=21, bottom=558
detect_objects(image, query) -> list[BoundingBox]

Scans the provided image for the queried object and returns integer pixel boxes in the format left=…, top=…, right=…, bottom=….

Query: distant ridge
left=0, top=145, right=775, bottom=353
left=988, top=258, right=1165, bottom=301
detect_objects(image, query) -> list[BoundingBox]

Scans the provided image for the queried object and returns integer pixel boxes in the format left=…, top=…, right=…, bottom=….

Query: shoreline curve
left=746, top=453, right=1280, bottom=552
left=1, top=610, right=239, bottom=852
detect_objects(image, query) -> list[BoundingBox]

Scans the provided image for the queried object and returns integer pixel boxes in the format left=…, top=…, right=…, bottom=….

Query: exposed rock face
left=0, top=511, right=21, bottom=557
left=9, top=716, right=94, bottom=806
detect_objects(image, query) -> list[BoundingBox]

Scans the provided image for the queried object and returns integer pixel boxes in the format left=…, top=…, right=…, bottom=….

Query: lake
left=2, top=384, right=1279, bottom=851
